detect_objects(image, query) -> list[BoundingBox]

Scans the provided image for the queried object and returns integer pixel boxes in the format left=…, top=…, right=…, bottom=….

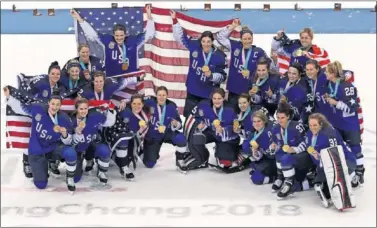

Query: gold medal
left=122, top=63, right=129, bottom=71
left=158, top=125, right=166, bottom=133
left=53, top=125, right=61, bottom=133
left=252, top=85, right=259, bottom=93
left=139, top=120, right=146, bottom=128
left=241, top=69, right=250, bottom=77
left=296, top=49, right=303, bottom=57
left=233, top=120, right=240, bottom=130
left=202, top=65, right=209, bottom=72
left=213, top=119, right=221, bottom=128
left=307, top=146, right=315, bottom=154
left=250, top=140, right=259, bottom=149
left=79, top=121, right=86, bottom=129
left=282, top=144, right=290, bottom=152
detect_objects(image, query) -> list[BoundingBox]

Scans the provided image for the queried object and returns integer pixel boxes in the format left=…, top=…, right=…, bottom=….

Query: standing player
left=180, top=88, right=240, bottom=173
left=61, top=44, right=104, bottom=81
left=216, top=19, right=269, bottom=110
left=70, top=6, right=155, bottom=77
left=170, top=10, right=227, bottom=118
left=142, top=86, right=187, bottom=168
left=4, top=88, right=77, bottom=194
left=248, top=57, right=280, bottom=116
left=271, top=101, right=314, bottom=199
left=323, top=61, right=364, bottom=187
left=70, top=98, right=116, bottom=185
left=306, top=113, right=356, bottom=210
left=276, top=62, right=309, bottom=121
left=242, top=111, right=276, bottom=185
left=271, top=27, right=330, bottom=74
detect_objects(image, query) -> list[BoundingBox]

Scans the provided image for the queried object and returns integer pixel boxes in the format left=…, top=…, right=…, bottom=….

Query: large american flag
left=75, top=6, right=240, bottom=114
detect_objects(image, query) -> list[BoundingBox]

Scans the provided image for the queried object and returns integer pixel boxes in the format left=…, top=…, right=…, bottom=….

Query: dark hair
left=210, top=88, right=226, bottom=99
left=75, top=97, right=89, bottom=109
left=199, top=31, right=215, bottom=49
left=67, top=59, right=80, bottom=70
left=48, top=61, right=61, bottom=74
left=238, top=93, right=251, bottom=103
left=130, top=94, right=150, bottom=114
left=156, top=86, right=168, bottom=95
left=253, top=57, right=271, bottom=83
left=240, top=26, right=254, bottom=38
left=289, top=62, right=304, bottom=77
left=49, top=89, right=62, bottom=102
left=93, top=71, right=105, bottom=79
left=113, top=24, right=127, bottom=35
left=305, top=59, right=320, bottom=70
left=276, top=100, right=292, bottom=117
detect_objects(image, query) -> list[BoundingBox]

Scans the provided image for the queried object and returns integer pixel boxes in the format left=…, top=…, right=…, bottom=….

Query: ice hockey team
left=3, top=6, right=365, bottom=212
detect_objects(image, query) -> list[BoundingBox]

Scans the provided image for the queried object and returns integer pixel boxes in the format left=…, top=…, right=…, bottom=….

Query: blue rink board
left=1, top=8, right=376, bottom=34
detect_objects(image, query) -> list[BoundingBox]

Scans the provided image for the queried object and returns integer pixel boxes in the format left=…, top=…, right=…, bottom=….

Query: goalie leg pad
left=320, top=145, right=356, bottom=211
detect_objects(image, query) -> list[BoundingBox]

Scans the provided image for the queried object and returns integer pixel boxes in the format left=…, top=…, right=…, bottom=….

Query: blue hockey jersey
left=305, top=126, right=356, bottom=166
left=195, top=100, right=238, bottom=142
left=61, top=56, right=105, bottom=80
left=250, top=73, right=280, bottom=106
left=242, top=123, right=273, bottom=160
left=271, top=120, right=306, bottom=156
left=172, top=23, right=227, bottom=99
left=143, top=96, right=182, bottom=140
left=27, top=75, right=66, bottom=101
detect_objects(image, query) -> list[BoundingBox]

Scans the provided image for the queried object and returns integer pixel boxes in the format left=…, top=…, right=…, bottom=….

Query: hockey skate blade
left=176, top=167, right=187, bottom=174
left=276, top=193, right=295, bottom=200
left=48, top=171, right=61, bottom=179
left=68, top=190, right=75, bottom=195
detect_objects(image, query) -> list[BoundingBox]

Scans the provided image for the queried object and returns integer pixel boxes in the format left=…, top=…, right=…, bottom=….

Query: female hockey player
left=105, top=94, right=152, bottom=181
left=276, top=62, right=309, bottom=121
left=248, top=57, right=280, bottom=116
left=70, top=98, right=116, bottom=185
left=170, top=10, right=227, bottom=118
left=271, top=27, right=330, bottom=75
left=70, top=5, right=155, bottom=77
left=4, top=88, right=77, bottom=194
left=59, top=60, right=88, bottom=97
left=271, top=101, right=314, bottom=200
left=26, top=61, right=66, bottom=100
left=61, top=44, right=104, bottom=81
left=142, top=86, right=188, bottom=169
left=323, top=61, right=364, bottom=187
left=242, top=111, right=276, bottom=185
left=180, top=88, right=240, bottom=173
left=216, top=18, right=269, bottom=111
left=306, top=113, right=356, bottom=210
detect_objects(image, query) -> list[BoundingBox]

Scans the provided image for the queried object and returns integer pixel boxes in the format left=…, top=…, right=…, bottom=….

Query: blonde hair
left=326, top=61, right=344, bottom=80
left=299, top=27, right=314, bottom=39
left=77, top=44, right=89, bottom=53
left=252, top=110, right=268, bottom=125
left=308, top=113, right=332, bottom=130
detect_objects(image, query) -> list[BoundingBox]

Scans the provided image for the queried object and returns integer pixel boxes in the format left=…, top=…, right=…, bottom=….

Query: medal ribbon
left=49, top=112, right=59, bottom=126
left=134, top=110, right=149, bottom=137
left=309, top=78, right=318, bottom=98
left=79, top=60, right=92, bottom=72
left=242, top=48, right=252, bottom=70
left=157, top=104, right=166, bottom=126
left=281, top=120, right=291, bottom=145
left=69, top=78, right=78, bottom=89
left=238, top=106, right=251, bottom=121
left=213, top=106, right=224, bottom=121
left=311, top=134, right=318, bottom=147
left=94, top=90, right=104, bottom=100
left=202, top=48, right=213, bottom=66
left=252, top=127, right=265, bottom=141
left=328, top=79, right=340, bottom=98
left=256, top=75, right=269, bottom=87
left=119, top=44, right=128, bottom=63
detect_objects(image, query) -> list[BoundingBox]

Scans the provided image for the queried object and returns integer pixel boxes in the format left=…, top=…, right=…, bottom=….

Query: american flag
left=75, top=6, right=240, bottom=114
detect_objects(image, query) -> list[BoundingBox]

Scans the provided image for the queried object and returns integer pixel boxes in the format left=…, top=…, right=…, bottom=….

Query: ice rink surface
left=1, top=115, right=376, bottom=227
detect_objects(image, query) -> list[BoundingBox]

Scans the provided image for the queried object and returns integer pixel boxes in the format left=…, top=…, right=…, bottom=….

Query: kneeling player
left=306, top=113, right=356, bottom=211
left=271, top=101, right=315, bottom=199
left=70, top=98, right=116, bottom=185
left=181, top=88, right=240, bottom=173
left=143, top=86, right=187, bottom=169
left=5, top=88, right=77, bottom=194
left=242, top=111, right=277, bottom=185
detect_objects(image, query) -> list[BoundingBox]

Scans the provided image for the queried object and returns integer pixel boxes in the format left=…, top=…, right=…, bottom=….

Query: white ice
left=1, top=34, right=376, bottom=227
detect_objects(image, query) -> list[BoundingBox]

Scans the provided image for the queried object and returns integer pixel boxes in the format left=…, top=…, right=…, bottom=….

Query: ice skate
left=48, top=160, right=61, bottom=178
left=66, top=176, right=76, bottom=195
left=23, top=161, right=33, bottom=178
left=314, top=183, right=332, bottom=208
left=277, top=179, right=295, bottom=200
left=120, top=166, right=135, bottom=181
